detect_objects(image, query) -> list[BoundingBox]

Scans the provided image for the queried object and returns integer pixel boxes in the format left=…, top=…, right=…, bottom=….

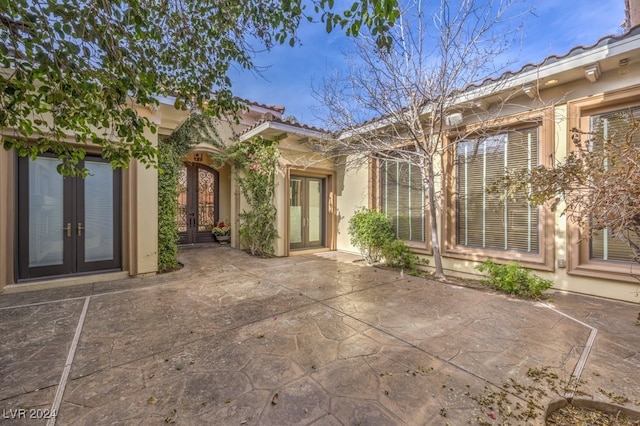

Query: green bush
left=382, top=239, right=424, bottom=275
left=348, top=208, right=395, bottom=265
left=475, top=260, right=553, bottom=299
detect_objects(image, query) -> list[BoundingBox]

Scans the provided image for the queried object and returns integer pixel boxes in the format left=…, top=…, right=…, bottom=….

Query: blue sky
left=229, top=0, right=626, bottom=126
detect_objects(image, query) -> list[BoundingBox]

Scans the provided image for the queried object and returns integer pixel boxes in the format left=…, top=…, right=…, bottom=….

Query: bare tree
left=315, top=0, right=529, bottom=277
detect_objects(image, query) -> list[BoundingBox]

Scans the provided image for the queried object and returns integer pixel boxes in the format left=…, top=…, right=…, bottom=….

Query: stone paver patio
left=1, top=245, right=639, bottom=425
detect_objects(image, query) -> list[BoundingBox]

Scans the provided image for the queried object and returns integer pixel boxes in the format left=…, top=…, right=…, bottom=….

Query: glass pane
left=198, top=168, right=215, bottom=231
left=176, top=166, right=187, bottom=232
left=308, top=179, right=322, bottom=243
left=290, top=179, right=302, bottom=244
left=84, top=161, right=114, bottom=262
left=29, top=157, right=64, bottom=267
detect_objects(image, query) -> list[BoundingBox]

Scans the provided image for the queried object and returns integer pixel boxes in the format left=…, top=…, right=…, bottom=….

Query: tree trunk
left=425, top=158, right=445, bottom=278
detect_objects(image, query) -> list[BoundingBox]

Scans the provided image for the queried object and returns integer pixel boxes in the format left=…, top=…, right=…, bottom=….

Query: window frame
left=373, top=157, right=432, bottom=252
left=567, top=88, right=640, bottom=281
left=443, top=109, right=555, bottom=271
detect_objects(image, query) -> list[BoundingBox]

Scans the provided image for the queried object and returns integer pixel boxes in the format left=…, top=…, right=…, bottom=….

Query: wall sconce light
left=193, top=153, right=203, bottom=162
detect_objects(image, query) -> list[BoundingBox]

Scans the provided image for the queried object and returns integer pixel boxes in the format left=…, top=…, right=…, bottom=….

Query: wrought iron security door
left=177, top=163, right=218, bottom=244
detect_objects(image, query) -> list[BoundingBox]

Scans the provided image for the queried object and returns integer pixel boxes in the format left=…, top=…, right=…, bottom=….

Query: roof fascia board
left=450, top=32, right=640, bottom=108
left=239, top=121, right=328, bottom=142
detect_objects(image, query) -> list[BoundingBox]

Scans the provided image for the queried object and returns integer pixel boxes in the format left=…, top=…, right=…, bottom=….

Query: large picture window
left=456, top=127, right=539, bottom=253
left=589, top=107, right=640, bottom=262
left=380, top=159, right=425, bottom=242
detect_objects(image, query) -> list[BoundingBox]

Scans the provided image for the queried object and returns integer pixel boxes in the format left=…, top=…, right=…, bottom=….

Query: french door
left=177, top=163, right=218, bottom=244
left=17, top=155, right=122, bottom=280
left=289, top=176, right=324, bottom=250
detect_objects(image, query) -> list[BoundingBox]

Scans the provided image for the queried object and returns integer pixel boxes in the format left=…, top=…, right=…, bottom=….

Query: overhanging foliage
left=0, top=0, right=399, bottom=176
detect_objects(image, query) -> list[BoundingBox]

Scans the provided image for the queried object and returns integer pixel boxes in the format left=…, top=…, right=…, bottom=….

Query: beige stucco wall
left=335, top=156, right=370, bottom=254
left=217, top=164, right=232, bottom=223
left=128, top=110, right=159, bottom=276
left=333, top=78, right=640, bottom=303
left=274, top=168, right=287, bottom=257
left=417, top=98, right=640, bottom=303
left=0, top=148, right=13, bottom=290
left=229, top=139, right=338, bottom=257
left=0, top=108, right=161, bottom=292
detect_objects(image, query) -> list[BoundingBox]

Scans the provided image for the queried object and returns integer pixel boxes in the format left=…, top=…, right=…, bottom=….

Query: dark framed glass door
left=17, top=155, right=122, bottom=280
left=290, top=176, right=324, bottom=250
left=177, top=163, right=218, bottom=244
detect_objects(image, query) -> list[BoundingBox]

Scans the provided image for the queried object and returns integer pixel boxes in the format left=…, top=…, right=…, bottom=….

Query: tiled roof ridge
left=339, top=25, right=640, bottom=133
left=241, top=113, right=330, bottom=137
left=465, top=24, right=640, bottom=91
left=236, top=97, right=286, bottom=114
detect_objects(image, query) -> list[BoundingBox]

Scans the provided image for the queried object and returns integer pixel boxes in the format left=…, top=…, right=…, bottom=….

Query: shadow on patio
left=1, top=245, right=639, bottom=424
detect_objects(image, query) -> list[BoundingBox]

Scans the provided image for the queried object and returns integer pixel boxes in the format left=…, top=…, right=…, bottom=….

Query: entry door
left=290, top=176, right=324, bottom=250
left=17, top=155, right=122, bottom=280
left=177, top=164, right=218, bottom=244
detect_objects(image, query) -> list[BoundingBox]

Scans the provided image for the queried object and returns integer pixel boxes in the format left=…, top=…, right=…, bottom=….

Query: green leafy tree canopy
left=0, top=0, right=399, bottom=175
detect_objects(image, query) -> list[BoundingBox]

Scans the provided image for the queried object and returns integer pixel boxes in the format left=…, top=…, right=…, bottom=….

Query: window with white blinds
left=456, top=127, right=539, bottom=253
left=589, top=107, right=640, bottom=262
left=380, top=159, right=425, bottom=242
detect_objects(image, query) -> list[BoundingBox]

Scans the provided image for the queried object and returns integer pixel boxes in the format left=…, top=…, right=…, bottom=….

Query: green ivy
left=157, top=141, right=183, bottom=273
left=226, top=136, right=279, bottom=256
left=475, top=260, right=553, bottom=299
left=157, top=114, right=222, bottom=272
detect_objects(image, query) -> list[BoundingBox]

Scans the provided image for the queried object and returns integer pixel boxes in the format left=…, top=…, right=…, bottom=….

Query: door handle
left=63, top=223, right=72, bottom=237
left=77, top=222, right=85, bottom=237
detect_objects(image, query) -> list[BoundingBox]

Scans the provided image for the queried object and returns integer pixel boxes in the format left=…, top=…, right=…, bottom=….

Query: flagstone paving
left=0, top=245, right=639, bottom=425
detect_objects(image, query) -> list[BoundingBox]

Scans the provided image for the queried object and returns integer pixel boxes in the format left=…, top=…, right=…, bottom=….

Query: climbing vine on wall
left=158, top=114, right=223, bottom=272
left=226, top=136, right=279, bottom=256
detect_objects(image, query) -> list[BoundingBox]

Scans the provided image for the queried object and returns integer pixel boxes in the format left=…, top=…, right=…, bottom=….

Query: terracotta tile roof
left=338, top=25, right=640, bottom=134
left=464, top=24, right=640, bottom=91
left=240, top=112, right=330, bottom=137
left=236, top=97, right=286, bottom=114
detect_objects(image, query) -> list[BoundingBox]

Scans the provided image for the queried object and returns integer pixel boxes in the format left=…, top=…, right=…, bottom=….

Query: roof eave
left=239, top=121, right=329, bottom=142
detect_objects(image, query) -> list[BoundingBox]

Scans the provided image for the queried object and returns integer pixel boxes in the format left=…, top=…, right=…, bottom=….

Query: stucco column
left=0, top=148, right=14, bottom=290
left=128, top=109, right=159, bottom=276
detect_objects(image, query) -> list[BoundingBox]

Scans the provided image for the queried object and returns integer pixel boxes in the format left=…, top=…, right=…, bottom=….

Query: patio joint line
left=47, top=296, right=91, bottom=426
left=57, top=294, right=323, bottom=381
left=316, top=298, right=532, bottom=404
left=0, top=296, right=89, bottom=311
left=539, top=303, right=598, bottom=401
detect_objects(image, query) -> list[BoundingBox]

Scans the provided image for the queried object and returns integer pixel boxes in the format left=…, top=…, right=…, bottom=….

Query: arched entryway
left=177, top=162, right=219, bottom=244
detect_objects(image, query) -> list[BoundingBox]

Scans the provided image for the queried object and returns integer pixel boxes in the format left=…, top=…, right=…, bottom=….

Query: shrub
left=475, top=260, right=553, bottom=299
left=382, top=239, right=425, bottom=275
left=348, top=208, right=395, bottom=265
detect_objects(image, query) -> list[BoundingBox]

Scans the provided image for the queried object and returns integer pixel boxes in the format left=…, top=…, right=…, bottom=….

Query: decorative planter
left=216, top=235, right=231, bottom=244
left=546, top=397, right=640, bottom=424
